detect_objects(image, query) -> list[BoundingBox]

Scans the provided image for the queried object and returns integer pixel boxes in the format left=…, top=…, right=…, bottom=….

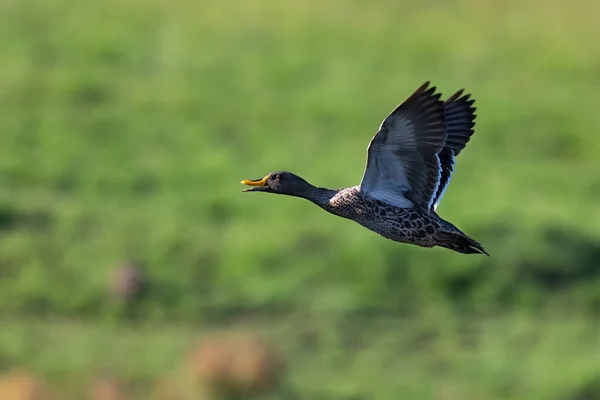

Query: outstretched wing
left=431, top=90, right=477, bottom=211
left=359, top=82, right=447, bottom=210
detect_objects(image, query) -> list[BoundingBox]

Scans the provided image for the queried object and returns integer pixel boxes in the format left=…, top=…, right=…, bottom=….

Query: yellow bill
left=241, top=175, right=271, bottom=192
left=240, top=175, right=268, bottom=186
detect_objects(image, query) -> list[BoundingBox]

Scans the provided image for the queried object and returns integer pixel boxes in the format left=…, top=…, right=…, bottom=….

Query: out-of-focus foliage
left=0, top=0, right=599, bottom=398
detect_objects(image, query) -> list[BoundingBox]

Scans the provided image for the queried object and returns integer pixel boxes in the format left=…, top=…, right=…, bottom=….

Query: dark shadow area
left=432, top=222, right=600, bottom=311
left=566, top=376, right=600, bottom=400
left=0, top=203, right=52, bottom=231
left=520, top=226, right=600, bottom=289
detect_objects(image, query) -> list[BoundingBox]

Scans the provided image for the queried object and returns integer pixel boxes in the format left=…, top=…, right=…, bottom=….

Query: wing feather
left=359, top=82, right=447, bottom=210
left=431, top=90, right=477, bottom=211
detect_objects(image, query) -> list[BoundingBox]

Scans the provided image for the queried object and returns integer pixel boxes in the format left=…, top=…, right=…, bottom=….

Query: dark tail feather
left=437, top=231, right=489, bottom=256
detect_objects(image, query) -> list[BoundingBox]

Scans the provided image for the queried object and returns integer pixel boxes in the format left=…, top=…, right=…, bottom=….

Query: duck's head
left=241, top=171, right=313, bottom=197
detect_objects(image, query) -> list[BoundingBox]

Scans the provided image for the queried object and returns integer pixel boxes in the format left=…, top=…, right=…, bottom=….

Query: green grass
left=1, top=0, right=600, bottom=398
left=3, top=312, right=600, bottom=400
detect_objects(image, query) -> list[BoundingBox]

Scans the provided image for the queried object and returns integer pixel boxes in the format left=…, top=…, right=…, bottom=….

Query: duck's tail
left=436, top=230, right=489, bottom=256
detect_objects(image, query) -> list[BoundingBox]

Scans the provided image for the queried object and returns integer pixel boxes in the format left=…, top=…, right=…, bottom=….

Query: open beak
left=241, top=175, right=272, bottom=192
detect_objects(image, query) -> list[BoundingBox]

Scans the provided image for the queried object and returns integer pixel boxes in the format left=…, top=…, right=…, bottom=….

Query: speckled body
left=310, top=186, right=478, bottom=253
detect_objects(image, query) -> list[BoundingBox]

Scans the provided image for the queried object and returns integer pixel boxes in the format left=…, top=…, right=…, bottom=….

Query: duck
left=241, top=81, right=488, bottom=256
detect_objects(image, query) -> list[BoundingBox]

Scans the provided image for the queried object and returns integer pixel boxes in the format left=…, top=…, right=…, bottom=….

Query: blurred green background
left=1, top=0, right=600, bottom=398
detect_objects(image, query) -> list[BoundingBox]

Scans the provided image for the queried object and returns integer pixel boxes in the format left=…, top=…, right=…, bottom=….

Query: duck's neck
left=288, top=181, right=338, bottom=208
left=304, top=186, right=339, bottom=208
left=278, top=175, right=339, bottom=209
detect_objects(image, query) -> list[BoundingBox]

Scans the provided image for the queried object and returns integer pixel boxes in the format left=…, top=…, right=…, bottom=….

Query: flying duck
left=241, top=82, right=488, bottom=255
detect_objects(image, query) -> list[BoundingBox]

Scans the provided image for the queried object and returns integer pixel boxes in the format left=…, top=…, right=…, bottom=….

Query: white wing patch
left=433, top=152, right=456, bottom=211
left=427, top=153, right=442, bottom=210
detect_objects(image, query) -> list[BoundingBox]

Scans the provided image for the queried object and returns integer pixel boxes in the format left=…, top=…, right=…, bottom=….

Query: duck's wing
left=431, top=90, right=477, bottom=211
left=359, top=82, right=447, bottom=210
